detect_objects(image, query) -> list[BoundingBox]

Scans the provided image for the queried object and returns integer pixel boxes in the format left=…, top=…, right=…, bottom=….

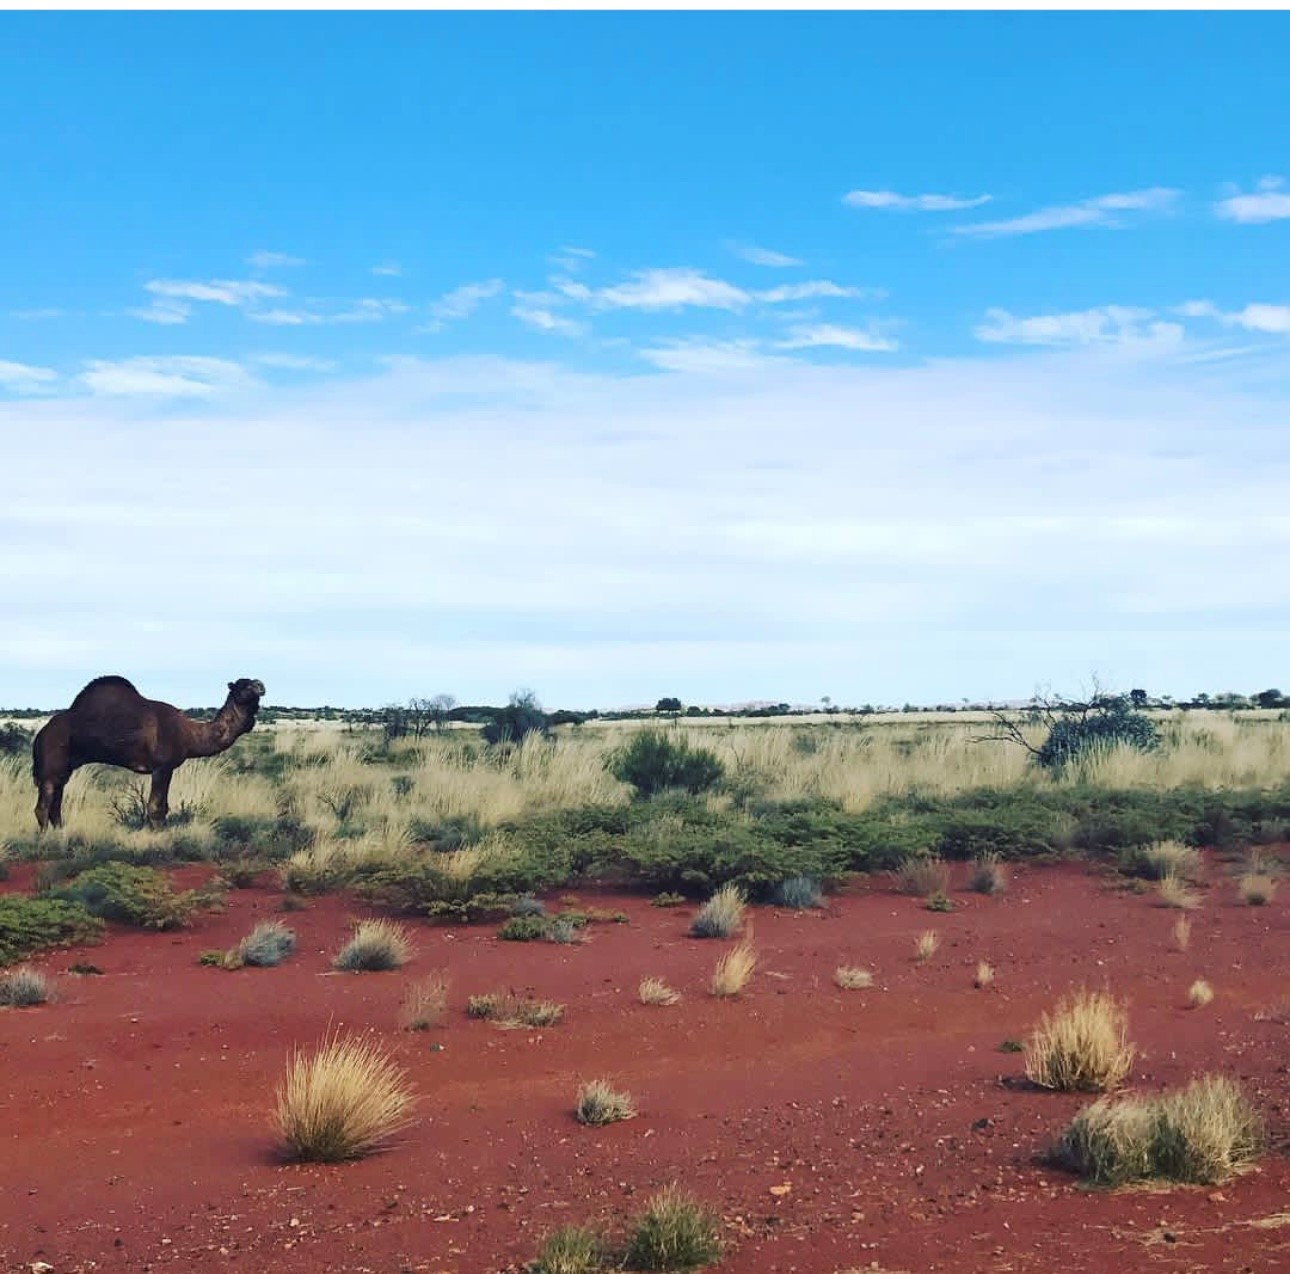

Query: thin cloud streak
left=955, top=187, right=1180, bottom=238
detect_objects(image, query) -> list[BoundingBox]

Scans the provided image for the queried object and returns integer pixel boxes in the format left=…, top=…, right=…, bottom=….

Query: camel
left=32, top=675, right=265, bottom=831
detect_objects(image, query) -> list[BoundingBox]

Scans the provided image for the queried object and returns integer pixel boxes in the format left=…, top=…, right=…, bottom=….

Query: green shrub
left=229, top=920, right=296, bottom=968
left=212, top=814, right=313, bottom=859
left=0, top=722, right=33, bottom=756
left=609, top=730, right=725, bottom=799
left=0, top=895, right=103, bottom=966
left=482, top=690, right=550, bottom=747
left=531, top=1224, right=606, bottom=1274
left=1035, top=696, right=1159, bottom=771
left=498, top=915, right=551, bottom=942
left=48, top=863, right=201, bottom=929
left=772, top=876, right=823, bottom=909
left=624, top=1183, right=722, bottom=1270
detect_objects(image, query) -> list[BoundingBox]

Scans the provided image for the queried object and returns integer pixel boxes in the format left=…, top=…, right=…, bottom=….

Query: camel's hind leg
left=35, top=777, right=67, bottom=831
left=147, top=767, right=175, bottom=828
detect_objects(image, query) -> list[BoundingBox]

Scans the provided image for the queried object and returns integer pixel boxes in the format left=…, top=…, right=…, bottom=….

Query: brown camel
left=32, top=675, right=265, bottom=830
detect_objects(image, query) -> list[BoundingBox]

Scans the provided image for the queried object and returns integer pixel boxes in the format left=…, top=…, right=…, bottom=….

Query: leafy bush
left=609, top=729, right=725, bottom=799
left=0, top=896, right=103, bottom=967
left=498, top=915, right=551, bottom=942
left=1035, top=696, right=1159, bottom=771
left=48, top=862, right=202, bottom=930
left=482, top=690, right=550, bottom=747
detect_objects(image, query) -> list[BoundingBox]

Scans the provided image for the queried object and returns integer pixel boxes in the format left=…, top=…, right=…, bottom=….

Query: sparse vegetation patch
left=624, top=1183, right=722, bottom=1271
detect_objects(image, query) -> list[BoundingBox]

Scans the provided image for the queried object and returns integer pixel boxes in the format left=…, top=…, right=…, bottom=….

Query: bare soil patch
left=1, top=856, right=1285, bottom=1272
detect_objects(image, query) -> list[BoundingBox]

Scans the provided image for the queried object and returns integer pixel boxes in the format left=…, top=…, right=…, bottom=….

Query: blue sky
left=3, top=13, right=1289, bottom=709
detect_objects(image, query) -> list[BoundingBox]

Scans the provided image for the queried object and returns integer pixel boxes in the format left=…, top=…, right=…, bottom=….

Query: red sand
left=1, top=856, right=1286, bottom=1273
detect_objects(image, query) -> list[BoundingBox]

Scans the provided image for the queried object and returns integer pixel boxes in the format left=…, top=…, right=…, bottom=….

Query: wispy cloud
left=79, top=356, right=256, bottom=397
left=421, top=279, right=505, bottom=331
left=1178, top=300, right=1290, bottom=334
left=246, top=250, right=306, bottom=270
left=0, top=359, right=58, bottom=394
left=548, top=246, right=596, bottom=274
left=371, top=261, right=403, bottom=277
left=126, top=299, right=192, bottom=326
left=145, top=278, right=287, bottom=306
left=777, top=323, right=898, bottom=352
left=954, top=188, right=1180, bottom=239
left=976, top=305, right=1182, bottom=347
left=249, top=297, right=411, bottom=326
left=511, top=302, right=585, bottom=338
left=757, top=281, right=877, bottom=303
left=562, top=267, right=750, bottom=312
left=728, top=241, right=803, bottom=268
left=844, top=189, right=991, bottom=212
left=9, top=308, right=64, bottom=321
left=254, top=353, right=340, bottom=372
left=638, top=338, right=784, bottom=374
left=1213, top=177, right=1290, bottom=224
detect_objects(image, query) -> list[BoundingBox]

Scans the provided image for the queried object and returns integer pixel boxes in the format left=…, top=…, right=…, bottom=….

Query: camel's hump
left=69, top=675, right=140, bottom=707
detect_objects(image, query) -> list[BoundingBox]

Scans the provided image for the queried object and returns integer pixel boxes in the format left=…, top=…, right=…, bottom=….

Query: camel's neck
left=186, top=700, right=256, bottom=758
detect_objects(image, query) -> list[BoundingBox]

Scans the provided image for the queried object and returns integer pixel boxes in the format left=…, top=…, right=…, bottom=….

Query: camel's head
left=227, top=678, right=266, bottom=711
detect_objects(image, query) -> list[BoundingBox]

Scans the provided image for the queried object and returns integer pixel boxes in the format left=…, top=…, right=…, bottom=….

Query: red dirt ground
left=1, top=856, right=1286, bottom=1274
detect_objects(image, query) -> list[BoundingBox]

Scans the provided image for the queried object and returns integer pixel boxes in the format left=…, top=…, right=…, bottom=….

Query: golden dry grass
left=1024, top=989, right=1135, bottom=1092
left=400, top=971, right=450, bottom=1030
left=466, top=991, right=564, bottom=1028
left=914, top=930, right=940, bottom=963
left=1140, top=840, right=1202, bottom=881
left=1172, top=915, right=1192, bottom=952
left=575, top=1078, right=637, bottom=1126
left=974, top=960, right=995, bottom=988
left=833, top=965, right=873, bottom=990
left=638, top=976, right=680, bottom=1006
left=1189, top=979, right=1215, bottom=1008
left=710, top=939, right=757, bottom=997
left=1238, top=872, right=1277, bottom=906
left=1157, top=872, right=1201, bottom=910
left=892, top=856, right=951, bottom=897
left=689, top=882, right=745, bottom=938
left=274, top=1031, right=415, bottom=1162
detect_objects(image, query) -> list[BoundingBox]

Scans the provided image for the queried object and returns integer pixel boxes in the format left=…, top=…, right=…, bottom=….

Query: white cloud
left=246, top=250, right=306, bottom=270
left=248, top=297, right=410, bottom=326
left=564, top=268, right=751, bottom=312
left=126, top=299, right=192, bottom=326
left=371, top=262, right=403, bottom=277
left=145, top=278, right=287, bottom=307
left=844, top=189, right=991, bottom=212
left=254, top=353, right=340, bottom=372
left=421, top=279, right=505, bottom=331
left=756, top=281, right=874, bottom=304
left=511, top=303, right=585, bottom=338
left=729, top=242, right=803, bottom=268
left=79, top=356, right=256, bottom=397
left=1179, top=300, right=1290, bottom=334
left=638, top=338, right=785, bottom=373
left=1214, top=177, right=1290, bottom=224
left=0, top=360, right=57, bottom=394
left=548, top=246, right=596, bottom=273
left=776, top=324, right=898, bottom=353
left=954, top=188, right=1180, bottom=238
left=975, top=305, right=1183, bottom=347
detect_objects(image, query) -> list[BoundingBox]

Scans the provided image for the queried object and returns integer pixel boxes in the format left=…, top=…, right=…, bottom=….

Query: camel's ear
left=228, top=681, right=235, bottom=692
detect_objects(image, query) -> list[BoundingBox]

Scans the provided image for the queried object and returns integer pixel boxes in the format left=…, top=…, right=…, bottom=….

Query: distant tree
left=1255, top=688, right=1285, bottom=709
left=609, top=729, right=724, bottom=799
left=977, top=687, right=1159, bottom=771
left=655, top=696, right=683, bottom=715
left=1129, top=689, right=1149, bottom=709
left=381, top=704, right=410, bottom=744
left=0, top=722, right=33, bottom=756
left=482, top=689, right=550, bottom=747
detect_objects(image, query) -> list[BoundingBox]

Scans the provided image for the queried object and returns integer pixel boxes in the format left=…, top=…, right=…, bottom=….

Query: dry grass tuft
left=530, top=1224, right=606, bottom=1274
left=974, top=960, right=995, bottom=989
left=400, top=971, right=450, bottom=1030
left=893, top=855, right=951, bottom=898
left=624, top=1182, right=723, bottom=1271
left=1140, top=840, right=1202, bottom=881
left=1188, top=979, right=1214, bottom=1008
left=1157, top=872, right=1201, bottom=910
left=710, top=939, right=757, bottom=997
left=228, top=919, right=296, bottom=969
left=0, top=965, right=52, bottom=1007
left=689, top=883, right=745, bottom=938
left=332, top=919, right=412, bottom=972
left=575, top=1078, right=637, bottom=1126
left=466, top=990, right=564, bottom=1028
left=914, top=930, right=940, bottom=963
left=968, top=852, right=1008, bottom=895
left=638, top=976, right=680, bottom=1006
left=833, top=965, right=873, bottom=990
left=1238, top=872, right=1276, bottom=906
left=1024, top=989, right=1135, bottom=1092
left=274, top=1030, right=415, bottom=1162
left=1172, top=914, right=1192, bottom=952
left=1053, top=1074, right=1263, bottom=1186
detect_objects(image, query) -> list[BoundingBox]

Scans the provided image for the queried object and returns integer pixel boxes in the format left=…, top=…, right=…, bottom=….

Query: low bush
left=1157, top=873, right=1200, bottom=910
left=772, top=876, right=823, bottom=909
left=229, top=920, right=296, bottom=968
left=498, top=915, right=551, bottom=942
left=332, top=919, right=412, bottom=972
left=1053, top=1074, right=1262, bottom=1186
left=466, top=991, right=564, bottom=1028
left=968, top=853, right=1007, bottom=894
left=1024, top=989, right=1135, bottom=1092
left=609, top=729, right=724, bottom=799
left=1189, top=979, right=1214, bottom=1008
left=274, top=1031, right=415, bottom=1163
left=892, top=855, right=950, bottom=897
left=1238, top=872, right=1276, bottom=905
left=0, top=895, right=103, bottom=966
left=1135, top=840, right=1202, bottom=881
left=48, top=862, right=203, bottom=930
left=624, top=1183, right=722, bottom=1271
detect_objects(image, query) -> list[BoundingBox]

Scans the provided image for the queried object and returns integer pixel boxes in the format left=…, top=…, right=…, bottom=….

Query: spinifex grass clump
left=893, top=855, right=951, bottom=898
left=968, top=852, right=1008, bottom=895
left=1137, top=840, right=1202, bottom=881
left=1053, top=1075, right=1263, bottom=1187
left=467, top=991, right=564, bottom=1028
left=833, top=965, right=872, bottom=990
left=1189, top=979, right=1214, bottom=1008
left=530, top=1224, right=606, bottom=1274
left=710, top=939, right=756, bottom=997
left=638, top=976, right=680, bottom=1006
left=1238, top=872, right=1276, bottom=905
left=575, top=1078, right=637, bottom=1126
left=332, top=919, right=412, bottom=972
left=0, top=965, right=51, bottom=1007
left=689, top=883, right=745, bottom=939
left=228, top=920, right=296, bottom=968
left=624, top=1183, right=723, bottom=1271
left=400, top=971, right=450, bottom=1030
left=275, top=1030, right=415, bottom=1163
left=772, top=876, right=823, bottom=909
left=914, top=930, right=939, bottom=962
left=1157, top=872, right=1200, bottom=910
left=1024, top=989, right=1135, bottom=1092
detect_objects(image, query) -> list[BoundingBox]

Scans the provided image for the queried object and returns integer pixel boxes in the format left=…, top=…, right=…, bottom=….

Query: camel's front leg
left=35, top=777, right=66, bottom=831
left=147, top=767, right=175, bottom=828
